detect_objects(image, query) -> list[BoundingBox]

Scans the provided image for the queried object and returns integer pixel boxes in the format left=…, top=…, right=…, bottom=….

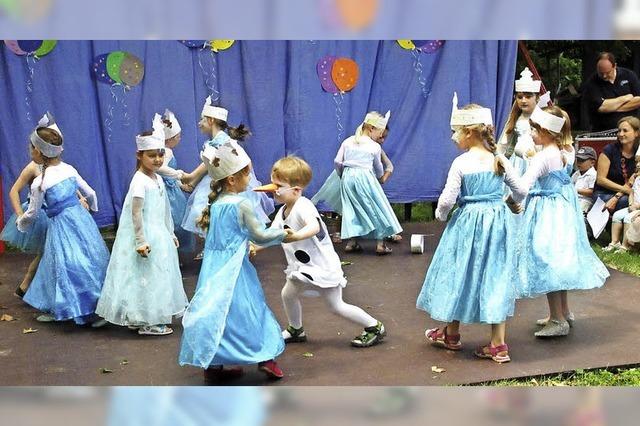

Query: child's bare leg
left=19, top=254, right=41, bottom=292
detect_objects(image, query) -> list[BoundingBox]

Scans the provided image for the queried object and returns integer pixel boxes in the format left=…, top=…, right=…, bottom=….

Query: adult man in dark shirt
left=583, top=52, right=640, bottom=131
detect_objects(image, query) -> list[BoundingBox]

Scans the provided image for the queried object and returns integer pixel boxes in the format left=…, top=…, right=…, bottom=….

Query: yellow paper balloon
left=397, top=40, right=416, bottom=50
left=210, top=40, right=235, bottom=52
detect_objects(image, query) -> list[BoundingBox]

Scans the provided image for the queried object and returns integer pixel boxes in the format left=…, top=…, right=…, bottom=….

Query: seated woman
left=593, top=116, right=639, bottom=212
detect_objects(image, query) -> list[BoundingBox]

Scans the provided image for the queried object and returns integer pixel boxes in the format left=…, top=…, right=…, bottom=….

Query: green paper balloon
left=34, top=40, right=57, bottom=58
left=106, top=51, right=126, bottom=84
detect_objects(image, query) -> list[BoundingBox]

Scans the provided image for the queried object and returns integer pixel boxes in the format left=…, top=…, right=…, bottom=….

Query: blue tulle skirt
left=164, top=178, right=195, bottom=253
left=339, top=167, right=402, bottom=240
left=311, top=170, right=343, bottom=213
left=0, top=202, right=49, bottom=254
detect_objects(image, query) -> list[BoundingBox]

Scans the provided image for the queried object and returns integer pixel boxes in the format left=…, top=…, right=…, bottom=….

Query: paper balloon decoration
left=418, top=40, right=445, bottom=53
left=397, top=40, right=416, bottom=50
left=179, top=40, right=207, bottom=48
left=92, top=54, right=116, bottom=85
left=331, top=57, right=359, bottom=92
left=335, top=0, right=378, bottom=31
left=210, top=40, right=235, bottom=52
left=94, top=51, right=145, bottom=88
left=317, top=55, right=339, bottom=94
left=119, top=53, right=145, bottom=87
left=4, top=40, right=57, bottom=57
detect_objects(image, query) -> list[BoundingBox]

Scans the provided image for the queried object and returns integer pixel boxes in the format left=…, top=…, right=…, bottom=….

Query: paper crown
left=449, top=92, right=493, bottom=128
left=201, top=96, right=229, bottom=121
left=530, top=107, right=565, bottom=134
left=515, top=67, right=542, bottom=93
left=30, top=112, right=64, bottom=158
left=163, top=109, right=182, bottom=139
left=363, top=110, right=391, bottom=130
left=136, top=114, right=166, bottom=151
left=201, top=140, right=251, bottom=181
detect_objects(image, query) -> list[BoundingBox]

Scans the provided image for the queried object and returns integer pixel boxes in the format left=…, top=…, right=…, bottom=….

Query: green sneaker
left=282, top=325, right=307, bottom=343
left=351, top=321, right=386, bottom=348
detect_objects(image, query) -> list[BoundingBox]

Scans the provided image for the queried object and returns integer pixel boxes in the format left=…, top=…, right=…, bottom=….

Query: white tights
left=281, top=278, right=378, bottom=329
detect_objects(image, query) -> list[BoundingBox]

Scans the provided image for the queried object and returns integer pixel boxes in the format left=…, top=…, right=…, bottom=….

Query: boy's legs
left=281, top=278, right=304, bottom=329
left=320, top=286, right=377, bottom=328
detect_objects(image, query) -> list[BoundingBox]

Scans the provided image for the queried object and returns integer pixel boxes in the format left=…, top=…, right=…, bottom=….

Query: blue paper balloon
left=17, top=40, right=43, bottom=54
left=179, top=40, right=207, bottom=48
left=92, top=54, right=116, bottom=85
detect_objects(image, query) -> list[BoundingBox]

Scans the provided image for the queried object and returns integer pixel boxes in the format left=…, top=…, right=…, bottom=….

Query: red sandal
left=474, top=343, right=511, bottom=363
left=425, top=326, right=462, bottom=350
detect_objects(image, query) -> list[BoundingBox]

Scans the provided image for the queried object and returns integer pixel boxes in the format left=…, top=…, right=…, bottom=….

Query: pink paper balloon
left=4, top=40, right=27, bottom=56
left=317, top=55, right=339, bottom=94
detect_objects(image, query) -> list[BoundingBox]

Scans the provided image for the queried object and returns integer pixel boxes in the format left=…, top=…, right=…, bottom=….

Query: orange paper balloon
left=335, top=0, right=379, bottom=31
left=331, top=57, right=359, bottom=92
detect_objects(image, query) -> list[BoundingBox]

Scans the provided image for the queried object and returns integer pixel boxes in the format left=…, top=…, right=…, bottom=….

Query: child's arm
left=8, top=162, right=39, bottom=216
left=287, top=218, right=321, bottom=242
left=16, top=182, right=44, bottom=232
left=505, top=152, right=550, bottom=203
left=132, top=197, right=150, bottom=257
left=435, top=159, right=463, bottom=221
left=379, top=150, right=393, bottom=184
left=74, top=171, right=99, bottom=211
left=372, top=146, right=384, bottom=179
left=239, top=199, right=288, bottom=246
left=514, top=135, right=535, bottom=159
left=157, top=150, right=184, bottom=180
left=181, top=163, right=208, bottom=189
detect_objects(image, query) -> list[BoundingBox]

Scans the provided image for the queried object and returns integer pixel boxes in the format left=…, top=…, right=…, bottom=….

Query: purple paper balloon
left=317, top=55, right=339, bottom=94
left=4, top=40, right=27, bottom=56
left=17, top=40, right=43, bottom=54
left=179, top=40, right=207, bottom=48
left=419, top=40, right=445, bottom=54
left=411, top=40, right=429, bottom=48
left=92, top=54, right=116, bottom=85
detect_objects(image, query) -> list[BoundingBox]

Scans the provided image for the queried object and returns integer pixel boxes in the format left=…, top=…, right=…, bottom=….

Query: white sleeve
left=496, top=130, right=510, bottom=156
left=333, top=142, right=346, bottom=176
left=435, top=159, right=463, bottom=221
left=163, top=183, right=175, bottom=237
left=586, top=172, right=597, bottom=189
left=513, top=135, right=535, bottom=158
left=130, top=176, right=146, bottom=199
left=239, top=199, right=286, bottom=246
left=500, top=155, right=527, bottom=199
left=372, top=146, right=384, bottom=178
left=16, top=182, right=44, bottom=232
left=74, top=170, right=99, bottom=211
left=157, top=150, right=184, bottom=180
left=131, top=197, right=147, bottom=247
left=381, top=149, right=394, bottom=173
left=509, top=153, right=550, bottom=203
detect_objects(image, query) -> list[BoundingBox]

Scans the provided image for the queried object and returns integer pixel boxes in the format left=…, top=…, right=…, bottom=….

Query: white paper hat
left=136, top=113, right=166, bottom=151
left=450, top=92, right=493, bottom=128
left=530, top=107, right=565, bottom=134
left=163, top=109, right=182, bottom=139
left=515, top=67, right=542, bottom=93
left=30, top=112, right=64, bottom=158
left=201, top=139, right=251, bottom=181
left=363, top=110, right=391, bottom=130
left=201, top=96, right=229, bottom=121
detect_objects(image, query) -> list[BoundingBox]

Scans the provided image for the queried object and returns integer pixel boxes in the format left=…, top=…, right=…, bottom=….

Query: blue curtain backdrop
left=0, top=40, right=517, bottom=227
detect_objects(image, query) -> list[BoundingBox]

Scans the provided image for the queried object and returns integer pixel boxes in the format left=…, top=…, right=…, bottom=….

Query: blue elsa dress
left=179, top=195, right=285, bottom=368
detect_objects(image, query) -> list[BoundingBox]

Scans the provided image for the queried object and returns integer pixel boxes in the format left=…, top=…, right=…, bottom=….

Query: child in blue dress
left=416, top=95, right=522, bottom=363
left=497, top=67, right=542, bottom=176
left=509, top=106, right=609, bottom=337
left=324, top=111, right=402, bottom=255
left=157, top=109, right=195, bottom=254
left=181, top=97, right=274, bottom=260
left=179, top=140, right=291, bottom=382
left=96, top=114, right=189, bottom=336
left=1, top=160, right=49, bottom=298
left=16, top=113, right=109, bottom=325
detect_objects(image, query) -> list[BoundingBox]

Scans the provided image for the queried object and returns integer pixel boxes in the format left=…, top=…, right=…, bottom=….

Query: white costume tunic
left=271, top=197, right=347, bottom=288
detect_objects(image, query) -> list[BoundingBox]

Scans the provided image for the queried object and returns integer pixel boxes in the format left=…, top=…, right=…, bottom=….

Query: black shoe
left=14, top=286, right=25, bottom=299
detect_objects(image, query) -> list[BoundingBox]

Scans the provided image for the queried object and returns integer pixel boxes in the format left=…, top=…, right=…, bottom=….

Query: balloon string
left=333, top=92, right=345, bottom=143
left=105, top=84, right=117, bottom=144
left=24, top=55, right=36, bottom=123
left=411, top=48, right=430, bottom=99
left=209, top=48, right=221, bottom=103
left=120, top=84, right=130, bottom=126
left=198, top=45, right=221, bottom=101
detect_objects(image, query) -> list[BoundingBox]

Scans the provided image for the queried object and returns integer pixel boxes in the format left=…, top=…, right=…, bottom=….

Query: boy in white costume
left=255, top=156, right=386, bottom=348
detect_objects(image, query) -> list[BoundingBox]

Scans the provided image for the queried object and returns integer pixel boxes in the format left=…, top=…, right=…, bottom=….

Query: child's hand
left=505, top=196, right=522, bottom=214
left=181, top=183, right=194, bottom=193
left=136, top=243, right=151, bottom=258
left=283, top=229, right=297, bottom=243
left=173, top=236, right=180, bottom=249
left=249, top=242, right=257, bottom=259
left=79, top=197, right=90, bottom=211
left=526, top=149, right=536, bottom=158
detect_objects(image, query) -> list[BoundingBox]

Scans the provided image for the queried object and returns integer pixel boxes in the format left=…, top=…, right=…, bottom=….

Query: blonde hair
left=459, top=104, right=504, bottom=176
left=196, top=164, right=251, bottom=232
left=271, top=156, right=313, bottom=189
left=35, top=127, right=63, bottom=191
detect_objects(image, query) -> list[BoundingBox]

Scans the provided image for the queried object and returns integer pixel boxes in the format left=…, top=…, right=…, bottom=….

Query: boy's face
left=271, top=174, right=302, bottom=205
left=576, top=158, right=595, bottom=172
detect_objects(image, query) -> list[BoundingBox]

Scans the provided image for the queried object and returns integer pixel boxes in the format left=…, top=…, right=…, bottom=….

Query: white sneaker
left=603, top=242, right=622, bottom=252
left=91, top=318, right=108, bottom=328
left=36, top=314, right=55, bottom=322
left=138, top=324, right=173, bottom=336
